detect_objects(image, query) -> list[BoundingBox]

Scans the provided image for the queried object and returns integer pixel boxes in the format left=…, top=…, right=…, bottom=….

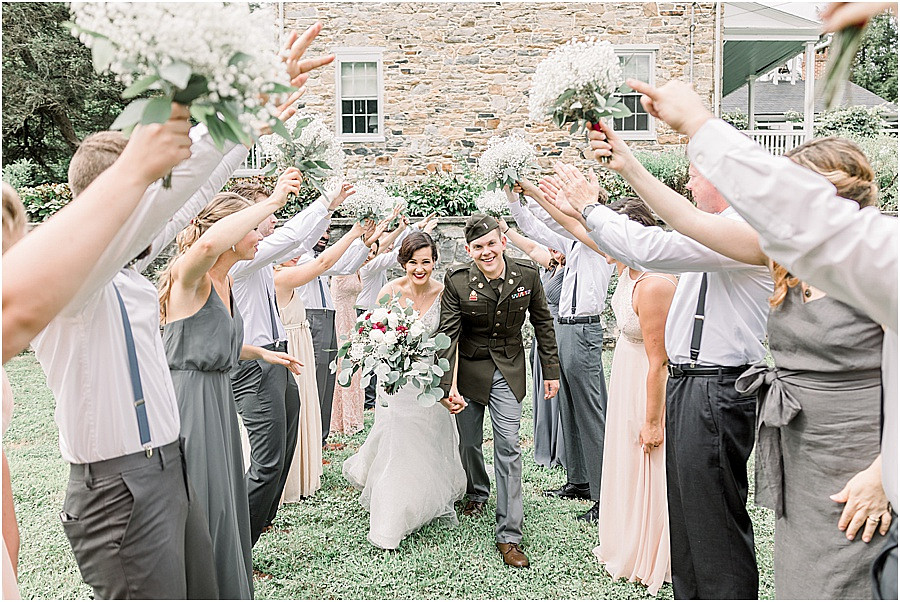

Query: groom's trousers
left=457, top=368, right=524, bottom=543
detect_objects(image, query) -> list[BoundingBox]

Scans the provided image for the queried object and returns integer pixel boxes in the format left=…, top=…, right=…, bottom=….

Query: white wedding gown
left=342, top=298, right=467, bottom=549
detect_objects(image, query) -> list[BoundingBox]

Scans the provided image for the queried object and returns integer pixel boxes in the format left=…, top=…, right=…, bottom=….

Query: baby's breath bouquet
left=258, top=113, right=345, bottom=196
left=529, top=38, right=632, bottom=134
left=474, top=190, right=510, bottom=218
left=340, top=182, right=401, bottom=222
left=331, top=293, right=451, bottom=407
left=477, top=134, right=536, bottom=193
left=68, top=3, right=294, bottom=152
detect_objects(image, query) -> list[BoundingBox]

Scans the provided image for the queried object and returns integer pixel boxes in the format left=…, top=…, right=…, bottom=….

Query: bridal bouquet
left=477, top=134, right=536, bottom=193
left=331, top=294, right=451, bottom=407
left=340, top=182, right=404, bottom=222
left=529, top=38, right=632, bottom=134
left=68, top=3, right=294, bottom=152
left=258, top=113, right=345, bottom=196
left=474, top=189, right=510, bottom=217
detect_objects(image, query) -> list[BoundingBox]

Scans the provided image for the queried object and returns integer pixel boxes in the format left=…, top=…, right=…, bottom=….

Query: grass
left=5, top=349, right=775, bottom=599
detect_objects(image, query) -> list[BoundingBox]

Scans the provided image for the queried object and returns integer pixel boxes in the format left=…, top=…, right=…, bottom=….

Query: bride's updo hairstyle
left=769, top=137, right=878, bottom=308
left=398, top=231, right=438, bottom=267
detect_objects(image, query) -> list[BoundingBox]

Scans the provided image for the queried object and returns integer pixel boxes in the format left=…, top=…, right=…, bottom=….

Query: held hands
left=122, top=102, right=192, bottom=185
left=625, top=78, right=713, bottom=138
left=261, top=349, right=304, bottom=375
left=327, top=182, right=356, bottom=211
left=544, top=379, right=559, bottom=400
left=639, top=421, right=664, bottom=453
left=440, top=387, right=468, bottom=414
left=831, top=458, right=892, bottom=542
left=271, top=168, right=303, bottom=208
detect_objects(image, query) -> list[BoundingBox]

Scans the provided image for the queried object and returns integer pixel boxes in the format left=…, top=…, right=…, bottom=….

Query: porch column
left=747, top=77, right=756, bottom=130
left=803, top=41, right=815, bottom=140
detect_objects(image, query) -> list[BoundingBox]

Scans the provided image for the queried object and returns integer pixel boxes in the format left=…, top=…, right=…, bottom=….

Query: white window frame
left=334, top=47, right=385, bottom=143
left=614, top=45, right=658, bottom=141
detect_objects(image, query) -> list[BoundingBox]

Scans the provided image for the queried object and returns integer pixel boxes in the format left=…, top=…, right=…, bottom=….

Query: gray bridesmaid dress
left=163, top=288, right=253, bottom=600
left=532, top=267, right=566, bottom=469
left=737, top=286, right=884, bottom=599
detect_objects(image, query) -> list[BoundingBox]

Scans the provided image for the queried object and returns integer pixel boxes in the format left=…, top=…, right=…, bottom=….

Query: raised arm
left=504, top=188, right=571, bottom=251
left=525, top=177, right=608, bottom=256
left=274, top=221, right=366, bottom=299
left=585, top=120, right=766, bottom=266
left=498, top=217, right=552, bottom=269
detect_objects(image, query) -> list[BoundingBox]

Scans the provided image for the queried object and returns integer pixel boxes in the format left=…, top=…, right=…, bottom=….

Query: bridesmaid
left=157, top=172, right=303, bottom=599
left=498, top=217, right=567, bottom=469
left=273, top=220, right=370, bottom=501
left=592, top=197, right=676, bottom=596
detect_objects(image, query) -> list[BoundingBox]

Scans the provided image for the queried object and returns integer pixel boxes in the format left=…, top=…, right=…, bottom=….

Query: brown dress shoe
left=462, top=500, right=485, bottom=517
left=496, top=542, right=530, bottom=568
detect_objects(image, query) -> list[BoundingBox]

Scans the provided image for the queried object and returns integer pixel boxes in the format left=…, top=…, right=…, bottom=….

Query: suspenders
left=112, top=284, right=153, bottom=457
left=689, top=273, right=709, bottom=368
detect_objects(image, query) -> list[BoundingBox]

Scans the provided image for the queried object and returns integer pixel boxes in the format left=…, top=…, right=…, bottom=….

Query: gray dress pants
left=555, top=321, right=607, bottom=500
left=231, top=356, right=300, bottom=545
left=60, top=440, right=217, bottom=600
left=307, top=308, right=337, bottom=444
left=457, top=368, right=524, bottom=544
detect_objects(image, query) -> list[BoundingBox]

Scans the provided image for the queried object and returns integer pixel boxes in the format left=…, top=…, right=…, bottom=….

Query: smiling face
left=233, top=228, right=263, bottom=260
left=403, top=246, right=436, bottom=283
left=686, top=164, right=728, bottom=214
left=549, top=248, right=566, bottom=266
left=465, top=228, right=506, bottom=278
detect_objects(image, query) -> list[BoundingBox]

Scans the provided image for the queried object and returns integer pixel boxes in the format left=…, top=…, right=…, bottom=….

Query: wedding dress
left=342, top=297, right=467, bottom=549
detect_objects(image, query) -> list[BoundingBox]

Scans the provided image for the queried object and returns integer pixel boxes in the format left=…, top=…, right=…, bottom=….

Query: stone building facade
left=279, top=2, right=719, bottom=180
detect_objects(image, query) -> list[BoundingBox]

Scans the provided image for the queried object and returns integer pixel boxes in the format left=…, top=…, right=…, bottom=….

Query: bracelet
left=502, top=226, right=510, bottom=234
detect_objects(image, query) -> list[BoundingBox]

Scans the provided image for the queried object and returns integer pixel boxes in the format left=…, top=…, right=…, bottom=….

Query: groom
left=437, top=214, right=560, bottom=568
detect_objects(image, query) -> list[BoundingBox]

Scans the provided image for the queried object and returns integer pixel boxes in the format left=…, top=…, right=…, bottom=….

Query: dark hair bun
left=398, top=231, right=438, bottom=266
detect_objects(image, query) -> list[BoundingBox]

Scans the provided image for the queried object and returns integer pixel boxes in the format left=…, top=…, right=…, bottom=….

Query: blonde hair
left=2, top=182, right=26, bottom=253
left=770, top=137, right=877, bottom=308
left=158, top=192, right=251, bottom=322
left=67, top=131, right=128, bottom=196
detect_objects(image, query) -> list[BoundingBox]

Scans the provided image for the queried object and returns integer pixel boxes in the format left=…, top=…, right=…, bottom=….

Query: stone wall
left=281, top=2, right=718, bottom=180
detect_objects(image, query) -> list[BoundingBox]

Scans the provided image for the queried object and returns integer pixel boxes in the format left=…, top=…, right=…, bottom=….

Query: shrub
left=387, top=162, right=485, bottom=217
left=18, top=182, right=73, bottom=222
left=635, top=148, right=690, bottom=197
left=783, top=110, right=804, bottom=123
left=721, top=109, right=749, bottom=130
left=224, top=175, right=320, bottom=220
left=814, top=105, right=887, bottom=138
left=849, top=134, right=899, bottom=211
left=2, top=158, right=40, bottom=190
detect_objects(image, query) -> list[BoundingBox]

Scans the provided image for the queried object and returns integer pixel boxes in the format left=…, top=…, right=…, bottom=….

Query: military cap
left=464, top=213, right=500, bottom=243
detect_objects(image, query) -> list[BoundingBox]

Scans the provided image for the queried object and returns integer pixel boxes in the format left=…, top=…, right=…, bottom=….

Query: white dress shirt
left=689, top=117, right=898, bottom=508
left=32, top=125, right=232, bottom=464
left=509, top=199, right=613, bottom=319
left=230, top=200, right=332, bottom=347
left=586, top=205, right=773, bottom=366
left=294, top=239, right=370, bottom=311
left=356, top=226, right=414, bottom=309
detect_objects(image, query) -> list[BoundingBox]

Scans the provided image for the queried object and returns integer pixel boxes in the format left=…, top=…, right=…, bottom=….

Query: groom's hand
left=544, top=379, right=559, bottom=400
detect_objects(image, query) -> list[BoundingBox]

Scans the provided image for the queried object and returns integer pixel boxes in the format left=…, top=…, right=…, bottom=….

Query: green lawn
left=5, top=350, right=775, bottom=599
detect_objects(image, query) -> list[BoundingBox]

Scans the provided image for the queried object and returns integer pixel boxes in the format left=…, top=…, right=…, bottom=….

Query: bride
left=342, top=231, right=467, bottom=550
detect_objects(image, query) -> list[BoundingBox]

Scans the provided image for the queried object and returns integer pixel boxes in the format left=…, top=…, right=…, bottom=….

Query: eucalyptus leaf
left=159, top=61, right=192, bottom=90
left=91, top=37, right=116, bottom=72
left=228, top=52, right=253, bottom=67
left=172, top=74, right=210, bottom=104
left=270, top=118, right=291, bottom=142
left=122, top=75, right=161, bottom=99
left=110, top=98, right=151, bottom=131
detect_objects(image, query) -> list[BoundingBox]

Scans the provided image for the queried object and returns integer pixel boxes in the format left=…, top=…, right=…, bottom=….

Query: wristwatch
left=581, top=203, right=600, bottom=221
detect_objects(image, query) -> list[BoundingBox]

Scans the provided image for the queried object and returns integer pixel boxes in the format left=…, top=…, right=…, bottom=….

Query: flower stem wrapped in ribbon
left=529, top=38, right=632, bottom=136
left=258, top=113, right=345, bottom=197
left=477, top=134, right=536, bottom=201
left=68, top=2, right=296, bottom=185
left=330, top=293, right=451, bottom=407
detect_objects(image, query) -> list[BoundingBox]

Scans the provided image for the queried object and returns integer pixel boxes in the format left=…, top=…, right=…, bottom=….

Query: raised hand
left=553, top=163, right=602, bottom=215
left=271, top=167, right=303, bottom=207
left=414, top=212, right=436, bottom=231
left=626, top=78, right=713, bottom=138
left=327, top=182, right=356, bottom=211
left=121, top=102, right=192, bottom=185
left=363, top=217, right=390, bottom=247
left=586, top=120, right=638, bottom=173
left=821, top=2, right=896, bottom=32
left=538, top=174, right=579, bottom=221
left=280, top=22, right=336, bottom=87
left=255, top=88, right=307, bottom=137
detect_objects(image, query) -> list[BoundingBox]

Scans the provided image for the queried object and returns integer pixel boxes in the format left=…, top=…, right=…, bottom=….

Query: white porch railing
left=233, top=145, right=270, bottom=177
left=745, top=130, right=808, bottom=155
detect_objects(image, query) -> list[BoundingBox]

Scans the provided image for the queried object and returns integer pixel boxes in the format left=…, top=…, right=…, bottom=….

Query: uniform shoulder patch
left=512, top=256, right=538, bottom=271
left=447, top=262, right=471, bottom=275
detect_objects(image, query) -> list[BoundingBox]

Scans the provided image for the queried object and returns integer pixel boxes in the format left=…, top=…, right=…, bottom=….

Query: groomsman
left=506, top=185, right=613, bottom=522
left=554, top=163, right=772, bottom=599
left=229, top=182, right=352, bottom=544
left=437, top=214, right=560, bottom=568
left=291, top=227, right=370, bottom=444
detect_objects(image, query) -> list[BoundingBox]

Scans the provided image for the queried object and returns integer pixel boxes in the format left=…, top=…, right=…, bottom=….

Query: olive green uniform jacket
left=437, top=254, right=560, bottom=405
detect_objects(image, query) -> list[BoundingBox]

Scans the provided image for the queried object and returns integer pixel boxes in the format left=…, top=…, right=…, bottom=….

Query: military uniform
left=437, top=215, right=559, bottom=545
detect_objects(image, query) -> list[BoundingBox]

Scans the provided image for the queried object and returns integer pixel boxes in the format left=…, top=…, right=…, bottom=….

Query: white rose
left=369, top=329, right=385, bottom=343
left=371, top=308, right=388, bottom=324
left=383, top=331, right=398, bottom=346
left=409, top=322, right=426, bottom=339
left=386, top=311, right=400, bottom=328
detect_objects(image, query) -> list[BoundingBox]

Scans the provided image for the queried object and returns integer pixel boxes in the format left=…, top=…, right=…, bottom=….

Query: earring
left=231, top=245, right=236, bottom=253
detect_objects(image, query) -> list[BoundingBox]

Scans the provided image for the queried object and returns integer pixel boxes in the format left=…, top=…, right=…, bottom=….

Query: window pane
left=355, top=116, right=366, bottom=132
left=366, top=99, right=378, bottom=115
left=636, top=114, right=649, bottom=131
left=342, top=116, right=353, bottom=133
left=342, top=100, right=353, bottom=115
left=614, top=117, right=624, bottom=130
left=619, top=54, right=650, bottom=81
left=354, top=99, right=366, bottom=113
left=367, top=115, right=378, bottom=133
left=341, top=62, right=353, bottom=77
left=358, top=76, right=377, bottom=96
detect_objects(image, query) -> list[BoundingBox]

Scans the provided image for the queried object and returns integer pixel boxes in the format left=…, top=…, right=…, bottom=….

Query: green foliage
left=17, top=182, right=73, bottom=223
left=721, top=109, right=749, bottom=130
left=224, top=175, right=321, bottom=220
left=596, top=148, right=691, bottom=202
left=2, top=2, right=128, bottom=184
left=849, top=134, right=899, bottom=211
left=851, top=13, right=899, bottom=103
left=783, top=110, right=804, bottom=123
left=2, top=158, right=40, bottom=190
left=814, top=105, right=887, bottom=137
left=387, top=162, right=485, bottom=217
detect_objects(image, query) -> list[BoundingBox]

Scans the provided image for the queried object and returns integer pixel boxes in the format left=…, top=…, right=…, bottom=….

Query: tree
left=2, top=2, right=127, bottom=184
left=851, top=12, right=898, bottom=103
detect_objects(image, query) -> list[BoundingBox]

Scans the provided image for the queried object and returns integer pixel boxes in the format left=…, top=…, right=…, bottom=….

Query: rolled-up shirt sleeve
left=689, top=118, right=898, bottom=330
